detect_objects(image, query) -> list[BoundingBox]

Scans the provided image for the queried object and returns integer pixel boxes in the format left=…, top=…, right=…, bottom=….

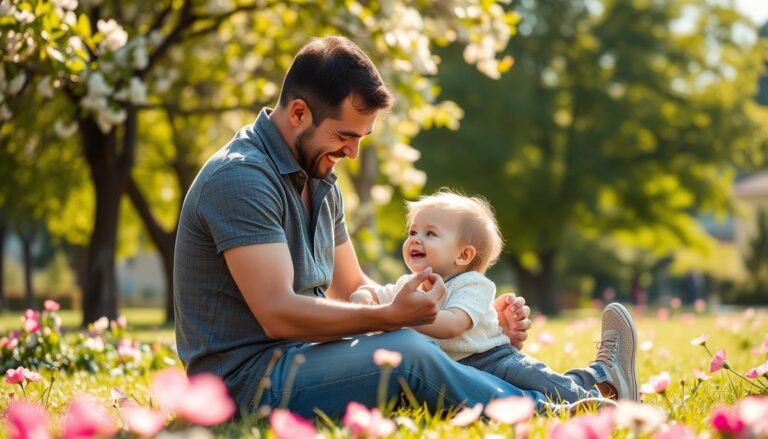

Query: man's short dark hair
left=278, top=36, right=394, bottom=125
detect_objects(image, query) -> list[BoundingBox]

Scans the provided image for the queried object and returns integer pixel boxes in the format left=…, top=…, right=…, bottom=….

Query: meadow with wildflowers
left=2, top=300, right=768, bottom=438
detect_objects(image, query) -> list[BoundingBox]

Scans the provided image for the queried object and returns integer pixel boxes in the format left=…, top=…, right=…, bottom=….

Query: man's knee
left=375, top=329, right=447, bottom=371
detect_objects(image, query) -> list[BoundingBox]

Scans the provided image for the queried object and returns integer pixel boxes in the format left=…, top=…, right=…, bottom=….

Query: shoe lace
left=595, top=335, right=618, bottom=364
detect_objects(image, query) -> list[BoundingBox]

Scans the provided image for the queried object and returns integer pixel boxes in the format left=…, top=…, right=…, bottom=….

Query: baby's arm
left=349, top=285, right=380, bottom=304
left=411, top=307, right=472, bottom=339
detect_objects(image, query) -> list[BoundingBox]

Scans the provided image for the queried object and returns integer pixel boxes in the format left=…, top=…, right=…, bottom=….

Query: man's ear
left=455, top=245, right=477, bottom=267
left=287, top=99, right=312, bottom=128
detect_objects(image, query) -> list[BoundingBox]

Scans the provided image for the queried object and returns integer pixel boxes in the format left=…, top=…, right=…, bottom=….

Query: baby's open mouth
left=410, top=250, right=425, bottom=258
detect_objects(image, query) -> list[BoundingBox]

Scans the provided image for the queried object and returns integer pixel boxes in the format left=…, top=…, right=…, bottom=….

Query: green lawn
left=2, top=306, right=767, bottom=437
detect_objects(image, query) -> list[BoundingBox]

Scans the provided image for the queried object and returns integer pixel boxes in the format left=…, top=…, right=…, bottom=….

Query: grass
left=2, top=306, right=768, bottom=437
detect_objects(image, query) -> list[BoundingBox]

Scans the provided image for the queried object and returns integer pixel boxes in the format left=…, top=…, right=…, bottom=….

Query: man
left=174, top=36, right=636, bottom=418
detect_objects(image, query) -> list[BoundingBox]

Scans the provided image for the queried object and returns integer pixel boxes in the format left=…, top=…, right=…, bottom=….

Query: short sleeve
left=374, top=275, right=410, bottom=304
left=196, top=161, right=286, bottom=253
left=443, top=274, right=496, bottom=329
left=331, top=185, right=349, bottom=246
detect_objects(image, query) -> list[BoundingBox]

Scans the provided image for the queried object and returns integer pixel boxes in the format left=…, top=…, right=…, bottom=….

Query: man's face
left=294, top=97, right=378, bottom=179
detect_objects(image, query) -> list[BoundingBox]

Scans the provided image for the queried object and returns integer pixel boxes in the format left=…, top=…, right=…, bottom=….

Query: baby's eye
left=427, top=231, right=437, bottom=237
left=408, top=230, right=417, bottom=236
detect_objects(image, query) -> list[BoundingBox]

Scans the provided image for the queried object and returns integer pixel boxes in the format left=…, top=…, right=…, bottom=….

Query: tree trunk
left=79, top=118, right=127, bottom=325
left=509, top=250, right=560, bottom=316
left=125, top=177, right=177, bottom=324
left=0, top=217, right=6, bottom=311
left=349, top=146, right=377, bottom=274
left=19, top=226, right=35, bottom=310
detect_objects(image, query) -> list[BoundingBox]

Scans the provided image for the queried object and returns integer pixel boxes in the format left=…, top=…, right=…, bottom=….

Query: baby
left=351, top=190, right=639, bottom=404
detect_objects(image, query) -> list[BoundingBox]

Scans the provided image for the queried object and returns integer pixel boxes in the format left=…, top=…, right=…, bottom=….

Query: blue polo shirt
left=173, top=108, right=349, bottom=411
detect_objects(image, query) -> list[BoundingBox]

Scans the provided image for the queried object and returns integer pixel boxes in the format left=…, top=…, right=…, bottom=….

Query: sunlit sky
left=735, top=0, right=768, bottom=25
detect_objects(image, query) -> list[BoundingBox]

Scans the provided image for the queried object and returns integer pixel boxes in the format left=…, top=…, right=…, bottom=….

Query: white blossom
left=54, top=120, right=78, bottom=139
left=370, top=185, right=393, bottom=205
left=86, top=71, right=113, bottom=96
left=0, top=0, right=14, bottom=17
left=128, top=77, right=146, bottom=104
left=53, top=0, right=78, bottom=11
left=95, top=107, right=126, bottom=133
left=148, top=30, right=163, bottom=48
left=392, top=142, right=421, bottom=163
left=0, top=104, right=11, bottom=121
left=14, top=9, right=35, bottom=24
left=67, top=36, right=83, bottom=52
left=97, top=19, right=128, bottom=53
left=614, top=401, right=667, bottom=435
left=7, top=72, right=26, bottom=94
left=36, top=76, right=54, bottom=99
left=131, top=37, right=148, bottom=69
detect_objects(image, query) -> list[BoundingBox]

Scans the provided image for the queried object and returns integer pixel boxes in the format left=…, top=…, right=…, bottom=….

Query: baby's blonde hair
left=405, top=189, right=504, bottom=273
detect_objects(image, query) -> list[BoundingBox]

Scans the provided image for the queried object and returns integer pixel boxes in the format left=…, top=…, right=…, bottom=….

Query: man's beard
left=295, top=126, right=335, bottom=179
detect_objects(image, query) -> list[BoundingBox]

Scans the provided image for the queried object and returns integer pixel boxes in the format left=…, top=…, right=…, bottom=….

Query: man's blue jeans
left=257, top=329, right=551, bottom=418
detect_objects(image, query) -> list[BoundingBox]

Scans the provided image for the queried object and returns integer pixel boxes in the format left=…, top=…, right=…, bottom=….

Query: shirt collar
left=252, top=108, right=337, bottom=189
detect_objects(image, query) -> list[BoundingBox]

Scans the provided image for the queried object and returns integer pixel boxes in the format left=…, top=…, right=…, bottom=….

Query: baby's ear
left=455, top=245, right=477, bottom=267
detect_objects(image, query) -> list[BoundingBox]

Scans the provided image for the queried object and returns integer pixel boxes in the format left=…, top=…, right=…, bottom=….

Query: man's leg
left=259, top=329, right=549, bottom=418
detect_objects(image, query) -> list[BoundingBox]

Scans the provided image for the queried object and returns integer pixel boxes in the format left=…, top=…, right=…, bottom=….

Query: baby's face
left=402, top=207, right=465, bottom=278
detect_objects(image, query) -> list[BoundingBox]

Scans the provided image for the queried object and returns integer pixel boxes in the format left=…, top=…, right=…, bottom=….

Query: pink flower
left=6, top=401, right=51, bottom=439
left=342, top=401, right=396, bottom=438
left=372, top=349, right=402, bottom=367
left=110, top=387, right=128, bottom=404
left=43, top=300, right=60, bottom=312
left=639, top=372, right=670, bottom=395
left=693, top=368, right=711, bottom=381
left=690, top=334, right=708, bottom=346
left=61, top=397, right=118, bottom=439
left=680, top=313, right=695, bottom=324
left=711, top=406, right=746, bottom=435
left=710, top=349, right=727, bottom=373
left=449, top=403, right=483, bottom=427
left=152, top=368, right=235, bottom=426
left=669, top=297, right=682, bottom=309
left=484, top=396, right=535, bottom=425
left=269, top=409, right=321, bottom=439
left=91, top=317, right=109, bottom=334
left=23, top=317, right=40, bottom=334
left=23, top=369, right=42, bottom=383
left=115, top=316, right=128, bottom=328
left=6, top=367, right=25, bottom=385
left=736, top=397, right=768, bottom=433
left=549, top=410, right=614, bottom=439
left=656, top=308, right=669, bottom=321
left=120, top=404, right=166, bottom=437
left=652, top=423, right=695, bottom=439
left=746, top=361, right=768, bottom=379
left=538, top=332, right=556, bottom=345
left=117, top=339, right=141, bottom=362
left=694, top=298, right=706, bottom=312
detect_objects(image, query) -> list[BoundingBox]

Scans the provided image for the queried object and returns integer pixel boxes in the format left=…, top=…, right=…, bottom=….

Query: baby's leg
left=460, top=345, right=600, bottom=404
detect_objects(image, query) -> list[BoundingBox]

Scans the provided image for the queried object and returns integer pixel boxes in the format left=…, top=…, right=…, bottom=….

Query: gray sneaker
left=592, top=303, right=639, bottom=401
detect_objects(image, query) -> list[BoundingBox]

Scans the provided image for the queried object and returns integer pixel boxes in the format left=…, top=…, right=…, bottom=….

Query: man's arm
left=326, top=240, right=377, bottom=301
left=224, top=242, right=445, bottom=342
left=411, top=308, right=472, bottom=339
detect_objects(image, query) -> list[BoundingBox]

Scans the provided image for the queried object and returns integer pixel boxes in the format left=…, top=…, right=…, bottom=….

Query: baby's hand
left=350, top=290, right=375, bottom=305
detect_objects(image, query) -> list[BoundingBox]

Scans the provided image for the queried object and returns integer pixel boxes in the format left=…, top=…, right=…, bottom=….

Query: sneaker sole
left=605, top=303, right=638, bottom=401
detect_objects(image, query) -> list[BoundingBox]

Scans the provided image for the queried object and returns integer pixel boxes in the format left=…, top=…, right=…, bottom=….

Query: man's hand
left=494, top=293, right=531, bottom=350
left=387, top=267, right=446, bottom=327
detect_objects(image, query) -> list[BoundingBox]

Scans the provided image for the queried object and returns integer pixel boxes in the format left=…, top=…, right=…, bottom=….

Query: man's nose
left=343, top=139, right=361, bottom=159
